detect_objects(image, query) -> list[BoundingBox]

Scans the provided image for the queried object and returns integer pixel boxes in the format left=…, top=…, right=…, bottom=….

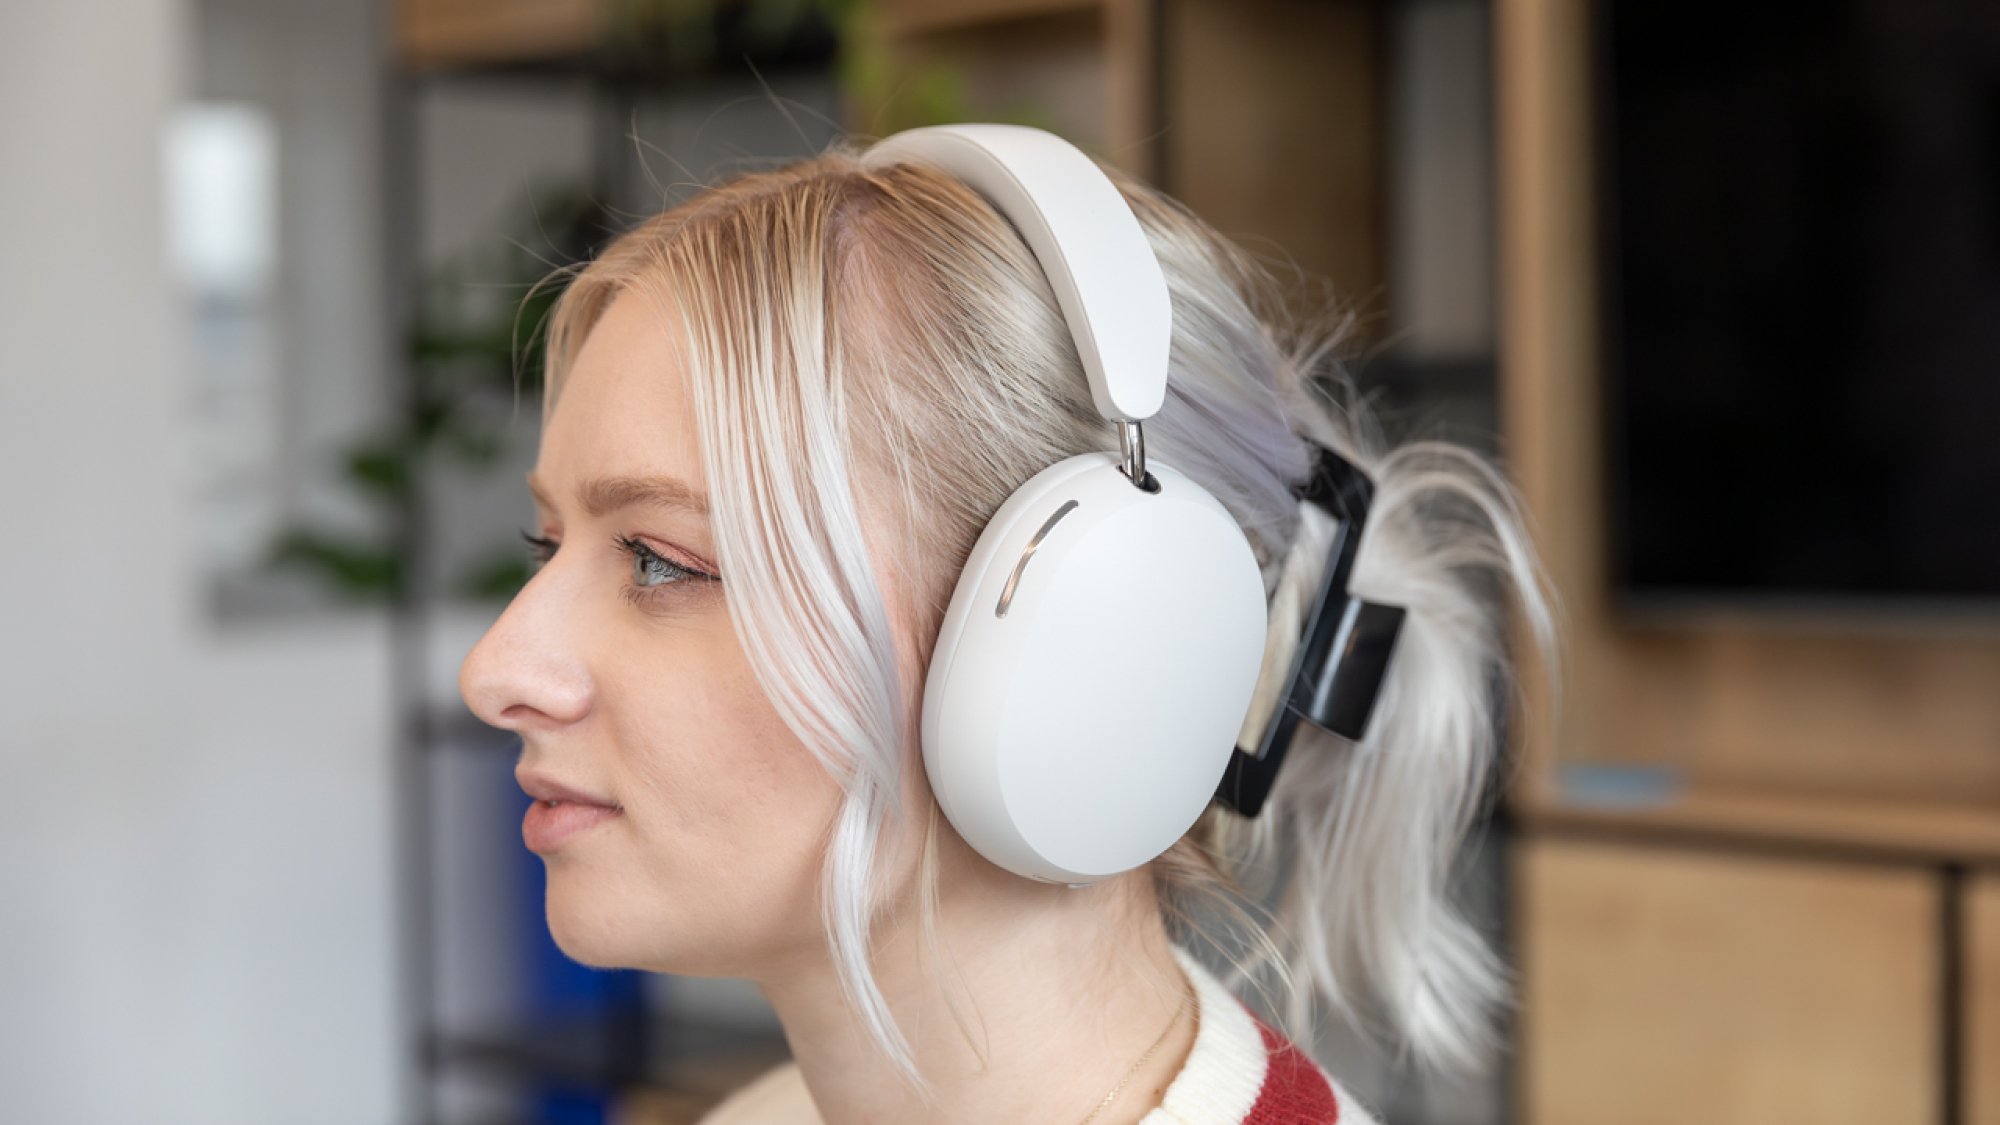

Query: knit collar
left=1138, top=942, right=1272, bottom=1122
left=1144, top=943, right=1382, bottom=1125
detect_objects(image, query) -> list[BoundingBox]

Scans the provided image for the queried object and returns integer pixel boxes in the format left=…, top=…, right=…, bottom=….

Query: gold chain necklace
left=1076, top=985, right=1196, bottom=1125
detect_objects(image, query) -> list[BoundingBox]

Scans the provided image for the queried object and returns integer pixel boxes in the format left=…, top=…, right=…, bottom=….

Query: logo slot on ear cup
left=996, top=499, right=1080, bottom=618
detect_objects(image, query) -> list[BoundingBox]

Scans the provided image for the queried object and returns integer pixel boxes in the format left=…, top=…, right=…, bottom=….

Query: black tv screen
left=1596, top=1, right=2000, bottom=617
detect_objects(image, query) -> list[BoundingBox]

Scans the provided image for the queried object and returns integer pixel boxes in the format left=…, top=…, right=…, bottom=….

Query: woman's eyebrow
left=525, top=471, right=710, bottom=520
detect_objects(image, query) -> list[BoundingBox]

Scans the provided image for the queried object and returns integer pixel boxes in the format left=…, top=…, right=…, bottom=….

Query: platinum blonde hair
left=530, top=135, right=1565, bottom=1096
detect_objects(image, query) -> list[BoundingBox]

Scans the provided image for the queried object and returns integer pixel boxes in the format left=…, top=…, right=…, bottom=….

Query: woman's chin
left=536, top=865, right=813, bottom=978
left=539, top=880, right=710, bottom=974
left=542, top=878, right=651, bottom=969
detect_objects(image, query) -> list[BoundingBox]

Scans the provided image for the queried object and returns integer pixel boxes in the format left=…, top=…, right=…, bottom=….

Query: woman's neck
left=753, top=862, right=1198, bottom=1125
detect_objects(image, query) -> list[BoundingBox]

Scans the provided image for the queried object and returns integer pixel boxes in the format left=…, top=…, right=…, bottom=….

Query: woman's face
left=457, top=287, right=924, bottom=978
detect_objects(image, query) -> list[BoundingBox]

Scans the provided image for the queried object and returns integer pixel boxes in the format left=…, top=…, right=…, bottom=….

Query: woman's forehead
left=540, top=289, right=705, bottom=497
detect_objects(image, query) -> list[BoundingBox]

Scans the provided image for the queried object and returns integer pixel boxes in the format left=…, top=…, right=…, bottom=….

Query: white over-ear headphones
left=864, top=123, right=1271, bottom=886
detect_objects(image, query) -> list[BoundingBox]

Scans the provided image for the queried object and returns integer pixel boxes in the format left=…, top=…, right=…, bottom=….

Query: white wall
left=0, top=1, right=400, bottom=1121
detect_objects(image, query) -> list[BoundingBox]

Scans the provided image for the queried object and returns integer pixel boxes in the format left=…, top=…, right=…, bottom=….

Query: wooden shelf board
left=1510, top=783, right=2000, bottom=867
left=879, top=0, right=1103, bottom=38
left=398, top=0, right=603, bottom=70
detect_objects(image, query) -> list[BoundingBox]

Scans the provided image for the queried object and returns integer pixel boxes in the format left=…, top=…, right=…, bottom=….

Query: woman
left=459, top=124, right=1562, bottom=1124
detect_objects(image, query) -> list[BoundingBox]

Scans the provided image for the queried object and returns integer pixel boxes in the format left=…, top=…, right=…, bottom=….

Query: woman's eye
left=521, top=529, right=557, bottom=565
left=515, top=528, right=717, bottom=606
left=618, top=535, right=702, bottom=589
left=614, top=535, right=720, bottom=608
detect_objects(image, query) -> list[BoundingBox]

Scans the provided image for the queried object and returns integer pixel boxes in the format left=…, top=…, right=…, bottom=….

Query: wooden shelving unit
left=1494, top=0, right=2000, bottom=1120
left=1493, top=0, right=2000, bottom=823
left=857, top=0, right=1392, bottom=340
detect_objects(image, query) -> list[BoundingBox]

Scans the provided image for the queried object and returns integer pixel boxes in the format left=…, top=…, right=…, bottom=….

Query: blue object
left=1555, top=761, right=1687, bottom=808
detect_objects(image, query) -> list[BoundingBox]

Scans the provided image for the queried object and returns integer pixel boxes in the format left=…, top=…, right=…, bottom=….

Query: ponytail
left=1135, top=182, right=1567, bottom=1077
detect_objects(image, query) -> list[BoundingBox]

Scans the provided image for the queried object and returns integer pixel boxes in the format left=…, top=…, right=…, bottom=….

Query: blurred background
left=4, top=0, right=1996, bottom=1122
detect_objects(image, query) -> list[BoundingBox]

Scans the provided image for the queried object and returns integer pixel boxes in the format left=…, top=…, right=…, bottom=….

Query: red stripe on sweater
left=1243, top=1017, right=1340, bottom=1123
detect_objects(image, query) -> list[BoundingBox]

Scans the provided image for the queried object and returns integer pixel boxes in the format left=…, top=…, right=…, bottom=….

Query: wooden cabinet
left=1516, top=836, right=1942, bottom=1124
left=1495, top=0, right=2000, bottom=1116
left=1973, top=874, right=2000, bottom=1125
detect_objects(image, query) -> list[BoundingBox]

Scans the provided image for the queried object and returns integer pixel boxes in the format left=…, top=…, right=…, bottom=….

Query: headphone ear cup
left=921, top=454, right=1269, bottom=884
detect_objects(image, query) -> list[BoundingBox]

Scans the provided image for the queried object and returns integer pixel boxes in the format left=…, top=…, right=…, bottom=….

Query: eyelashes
left=612, top=533, right=718, bottom=595
left=519, top=529, right=720, bottom=608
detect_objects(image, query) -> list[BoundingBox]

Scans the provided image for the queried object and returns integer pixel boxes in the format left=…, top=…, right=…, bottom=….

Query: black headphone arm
left=1213, top=441, right=1407, bottom=819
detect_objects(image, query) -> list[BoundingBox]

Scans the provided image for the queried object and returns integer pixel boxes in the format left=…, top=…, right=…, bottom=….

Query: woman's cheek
left=619, top=616, right=840, bottom=833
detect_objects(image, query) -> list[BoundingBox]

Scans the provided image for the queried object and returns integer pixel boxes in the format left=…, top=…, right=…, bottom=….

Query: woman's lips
left=522, top=798, right=621, bottom=854
left=516, top=768, right=621, bottom=853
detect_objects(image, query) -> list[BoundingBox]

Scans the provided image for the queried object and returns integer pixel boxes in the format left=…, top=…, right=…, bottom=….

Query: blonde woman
left=458, top=123, right=1561, bottom=1124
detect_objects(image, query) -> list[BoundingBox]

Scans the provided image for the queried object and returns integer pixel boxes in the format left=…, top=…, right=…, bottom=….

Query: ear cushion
left=921, top=453, right=1269, bottom=883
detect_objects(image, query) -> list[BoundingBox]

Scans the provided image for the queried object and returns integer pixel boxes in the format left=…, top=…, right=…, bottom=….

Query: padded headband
left=865, top=124, right=1172, bottom=422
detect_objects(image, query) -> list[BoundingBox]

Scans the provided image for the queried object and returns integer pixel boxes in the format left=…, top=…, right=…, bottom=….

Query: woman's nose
left=458, top=580, right=594, bottom=733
